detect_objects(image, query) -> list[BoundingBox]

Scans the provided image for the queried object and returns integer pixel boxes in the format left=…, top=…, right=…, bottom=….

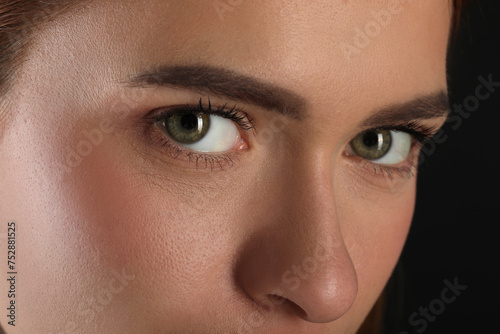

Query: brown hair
left=0, top=1, right=77, bottom=97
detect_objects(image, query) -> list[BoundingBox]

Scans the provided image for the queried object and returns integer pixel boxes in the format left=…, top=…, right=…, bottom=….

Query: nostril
left=268, top=294, right=286, bottom=305
left=266, top=294, right=308, bottom=320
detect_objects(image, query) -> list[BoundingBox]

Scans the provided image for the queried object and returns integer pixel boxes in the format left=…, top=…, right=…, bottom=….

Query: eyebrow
left=126, top=64, right=450, bottom=124
left=127, top=65, right=307, bottom=119
left=362, top=90, right=450, bottom=128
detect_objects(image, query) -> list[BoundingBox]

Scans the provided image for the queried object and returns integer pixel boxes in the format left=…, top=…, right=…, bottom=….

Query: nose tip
left=275, top=237, right=358, bottom=323
left=236, top=233, right=358, bottom=324
left=284, top=262, right=358, bottom=323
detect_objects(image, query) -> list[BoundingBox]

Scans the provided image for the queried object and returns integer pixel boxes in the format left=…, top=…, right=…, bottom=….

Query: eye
left=350, top=129, right=412, bottom=165
left=146, top=98, right=254, bottom=170
left=158, top=110, right=240, bottom=153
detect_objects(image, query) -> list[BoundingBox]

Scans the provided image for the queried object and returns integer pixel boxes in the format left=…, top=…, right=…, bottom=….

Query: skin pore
left=0, top=0, right=452, bottom=333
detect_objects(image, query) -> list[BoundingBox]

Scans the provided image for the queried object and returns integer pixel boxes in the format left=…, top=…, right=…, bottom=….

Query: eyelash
left=145, top=98, right=254, bottom=170
left=145, top=99, right=438, bottom=177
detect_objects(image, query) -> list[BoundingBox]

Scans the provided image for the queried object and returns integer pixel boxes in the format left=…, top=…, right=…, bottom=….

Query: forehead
left=28, top=0, right=451, bottom=122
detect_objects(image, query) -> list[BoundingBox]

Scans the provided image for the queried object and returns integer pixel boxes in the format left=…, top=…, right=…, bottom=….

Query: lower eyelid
left=146, top=122, right=240, bottom=170
left=373, top=144, right=420, bottom=177
left=343, top=158, right=418, bottom=193
left=370, top=163, right=416, bottom=179
left=345, top=141, right=421, bottom=180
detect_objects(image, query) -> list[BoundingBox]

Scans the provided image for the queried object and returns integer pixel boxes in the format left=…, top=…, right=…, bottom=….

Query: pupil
left=363, top=132, right=380, bottom=148
left=181, top=114, right=198, bottom=131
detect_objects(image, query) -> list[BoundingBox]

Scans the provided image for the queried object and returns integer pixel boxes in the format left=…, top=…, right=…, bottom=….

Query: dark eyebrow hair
left=362, top=91, right=450, bottom=128
left=126, top=65, right=307, bottom=119
left=126, top=64, right=450, bottom=124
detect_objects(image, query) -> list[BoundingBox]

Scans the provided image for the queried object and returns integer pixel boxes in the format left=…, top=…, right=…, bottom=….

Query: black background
left=387, top=1, right=500, bottom=333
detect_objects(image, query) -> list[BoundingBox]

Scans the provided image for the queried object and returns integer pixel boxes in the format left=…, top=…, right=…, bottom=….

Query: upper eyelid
left=147, top=98, right=255, bottom=131
left=355, top=121, right=440, bottom=143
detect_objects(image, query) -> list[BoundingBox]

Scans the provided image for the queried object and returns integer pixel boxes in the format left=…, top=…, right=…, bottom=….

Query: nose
left=235, top=160, right=358, bottom=323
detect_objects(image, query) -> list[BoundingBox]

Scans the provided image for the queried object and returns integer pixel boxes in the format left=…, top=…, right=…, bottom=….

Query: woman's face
left=0, top=0, right=451, bottom=333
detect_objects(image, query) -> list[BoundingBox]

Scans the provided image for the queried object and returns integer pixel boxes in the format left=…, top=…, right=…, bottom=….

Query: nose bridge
left=271, top=156, right=343, bottom=258
left=235, top=155, right=358, bottom=323
left=269, top=149, right=343, bottom=241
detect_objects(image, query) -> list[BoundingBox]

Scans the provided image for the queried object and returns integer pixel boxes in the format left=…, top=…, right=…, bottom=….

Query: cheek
left=0, top=115, right=111, bottom=331
left=0, top=111, right=236, bottom=330
left=348, top=189, right=415, bottom=274
left=66, top=138, right=244, bottom=326
left=339, top=179, right=416, bottom=328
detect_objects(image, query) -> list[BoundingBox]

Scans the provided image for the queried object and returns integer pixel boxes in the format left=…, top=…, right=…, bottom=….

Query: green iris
left=164, top=112, right=210, bottom=144
left=351, top=129, right=392, bottom=160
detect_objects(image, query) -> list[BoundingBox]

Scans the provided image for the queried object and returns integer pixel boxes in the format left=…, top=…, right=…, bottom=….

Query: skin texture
left=0, top=0, right=451, bottom=333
